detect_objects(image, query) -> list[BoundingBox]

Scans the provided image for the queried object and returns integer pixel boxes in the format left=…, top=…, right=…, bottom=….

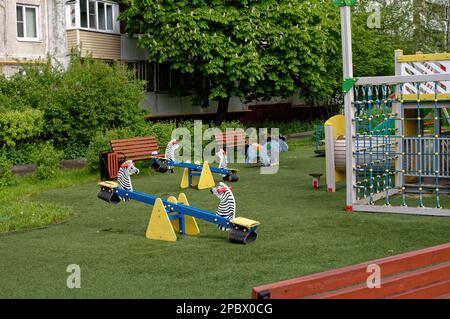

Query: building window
left=157, top=64, right=171, bottom=92
left=88, top=1, right=96, bottom=29
left=106, top=5, right=113, bottom=30
left=16, top=4, right=39, bottom=40
left=98, top=2, right=105, bottom=30
left=69, top=2, right=76, bottom=27
left=80, top=0, right=88, bottom=27
left=77, top=0, right=115, bottom=32
left=128, top=62, right=155, bottom=92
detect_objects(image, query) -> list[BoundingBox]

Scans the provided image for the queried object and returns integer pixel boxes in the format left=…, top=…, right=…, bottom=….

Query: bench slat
left=436, top=292, right=450, bottom=299
left=312, top=262, right=450, bottom=299
left=112, top=144, right=159, bottom=152
left=122, top=155, right=153, bottom=161
left=111, top=137, right=156, bottom=143
left=215, top=131, right=246, bottom=148
left=111, top=139, right=158, bottom=146
left=252, top=243, right=450, bottom=299
left=113, top=145, right=159, bottom=153
left=116, top=150, right=155, bottom=158
left=110, top=136, right=159, bottom=159
left=391, top=279, right=450, bottom=299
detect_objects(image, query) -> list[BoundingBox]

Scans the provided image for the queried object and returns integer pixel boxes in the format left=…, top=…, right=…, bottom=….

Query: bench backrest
left=215, top=130, right=246, bottom=149
left=110, top=136, right=159, bottom=162
left=252, top=243, right=450, bottom=299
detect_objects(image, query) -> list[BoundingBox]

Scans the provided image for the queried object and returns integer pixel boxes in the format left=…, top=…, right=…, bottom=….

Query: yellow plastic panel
left=146, top=198, right=177, bottom=242
left=177, top=193, right=200, bottom=236
left=197, top=161, right=216, bottom=190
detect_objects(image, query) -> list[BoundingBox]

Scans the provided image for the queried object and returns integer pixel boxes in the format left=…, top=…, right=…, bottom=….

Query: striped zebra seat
left=105, top=136, right=159, bottom=179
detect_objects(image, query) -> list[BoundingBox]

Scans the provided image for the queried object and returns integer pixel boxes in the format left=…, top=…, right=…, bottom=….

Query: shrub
left=0, top=109, right=44, bottom=147
left=40, top=56, right=146, bottom=149
left=0, top=62, right=59, bottom=111
left=29, top=142, right=63, bottom=180
left=0, top=149, right=14, bottom=187
left=0, top=55, right=146, bottom=159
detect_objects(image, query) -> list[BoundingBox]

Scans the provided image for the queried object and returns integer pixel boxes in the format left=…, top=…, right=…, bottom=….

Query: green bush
left=29, top=142, right=63, bottom=180
left=0, top=55, right=146, bottom=160
left=0, top=62, right=59, bottom=111
left=0, top=109, right=44, bottom=147
left=5, top=143, right=40, bottom=165
left=0, top=149, right=14, bottom=187
left=40, top=56, right=146, bottom=150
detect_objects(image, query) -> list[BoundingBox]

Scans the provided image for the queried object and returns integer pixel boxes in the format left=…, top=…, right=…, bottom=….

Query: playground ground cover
left=1, top=143, right=449, bottom=298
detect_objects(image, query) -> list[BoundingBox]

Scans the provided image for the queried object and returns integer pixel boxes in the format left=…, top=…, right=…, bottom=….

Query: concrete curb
left=11, top=158, right=87, bottom=176
left=286, top=131, right=314, bottom=140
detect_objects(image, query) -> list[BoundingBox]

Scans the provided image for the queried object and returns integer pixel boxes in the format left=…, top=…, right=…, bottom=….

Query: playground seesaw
left=97, top=181, right=259, bottom=244
left=151, top=157, right=239, bottom=190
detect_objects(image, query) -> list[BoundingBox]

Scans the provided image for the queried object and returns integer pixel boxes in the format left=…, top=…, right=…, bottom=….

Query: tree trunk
left=215, top=97, right=230, bottom=126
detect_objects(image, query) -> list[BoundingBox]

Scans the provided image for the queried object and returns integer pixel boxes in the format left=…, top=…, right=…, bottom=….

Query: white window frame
left=66, top=1, right=78, bottom=29
left=16, top=4, right=40, bottom=42
left=66, top=0, right=119, bottom=34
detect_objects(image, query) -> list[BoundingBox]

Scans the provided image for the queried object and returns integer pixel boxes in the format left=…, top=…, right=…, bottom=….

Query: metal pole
left=325, top=125, right=336, bottom=192
left=340, top=6, right=356, bottom=210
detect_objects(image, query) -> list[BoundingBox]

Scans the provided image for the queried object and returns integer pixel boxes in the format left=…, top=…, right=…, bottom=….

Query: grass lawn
left=0, top=144, right=450, bottom=298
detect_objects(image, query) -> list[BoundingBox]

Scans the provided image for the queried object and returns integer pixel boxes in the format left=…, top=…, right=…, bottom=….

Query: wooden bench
left=252, top=242, right=450, bottom=299
left=214, top=130, right=247, bottom=151
left=104, top=136, right=159, bottom=179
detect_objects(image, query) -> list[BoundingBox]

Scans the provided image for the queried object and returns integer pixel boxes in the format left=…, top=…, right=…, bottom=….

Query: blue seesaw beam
left=97, top=182, right=259, bottom=244
left=166, top=160, right=236, bottom=176
left=114, top=187, right=234, bottom=231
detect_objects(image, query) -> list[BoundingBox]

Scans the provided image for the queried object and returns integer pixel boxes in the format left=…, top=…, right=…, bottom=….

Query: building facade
left=1, top=0, right=312, bottom=119
left=0, top=0, right=68, bottom=76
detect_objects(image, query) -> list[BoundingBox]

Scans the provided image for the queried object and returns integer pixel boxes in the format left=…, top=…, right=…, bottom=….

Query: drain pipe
left=45, top=0, right=50, bottom=60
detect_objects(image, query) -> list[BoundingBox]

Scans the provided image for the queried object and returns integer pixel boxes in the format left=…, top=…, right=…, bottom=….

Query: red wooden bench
left=252, top=243, right=450, bottom=299
left=103, top=136, right=159, bottom=179
left=215, top=130, right=246, bottom=151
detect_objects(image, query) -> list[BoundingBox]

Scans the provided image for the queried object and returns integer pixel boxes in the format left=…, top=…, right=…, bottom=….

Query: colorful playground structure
left=326, top=1, right=450, bottom=217
left=96, top=181, right=260, bottom=244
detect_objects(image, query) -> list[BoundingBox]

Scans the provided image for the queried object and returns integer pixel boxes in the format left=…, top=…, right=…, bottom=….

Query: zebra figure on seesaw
left=117, top=160, right=140, bottom=201
left=211, top=182, right=236, bottom=231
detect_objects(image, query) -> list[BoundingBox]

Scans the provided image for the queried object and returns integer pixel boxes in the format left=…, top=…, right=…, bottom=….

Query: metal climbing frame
left=350, top=74, right=450, bottom=217
left=338, top=2, right=450, bottom=217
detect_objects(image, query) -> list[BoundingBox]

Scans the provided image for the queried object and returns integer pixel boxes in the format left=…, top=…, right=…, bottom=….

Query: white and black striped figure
left=117, top=160, right=139, bottom=200
left=216, top=148, right=228, bottom=178
left=165, top=139, right=180, bottom=173
left=210, top=182, right=236, bottom=231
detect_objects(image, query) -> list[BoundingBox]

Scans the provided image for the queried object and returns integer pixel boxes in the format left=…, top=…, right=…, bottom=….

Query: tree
left=121, top=0, right=342, bottom=124
left=356, top=0, right=448, bottom=54
left=352, top=10, right=397, bottom=77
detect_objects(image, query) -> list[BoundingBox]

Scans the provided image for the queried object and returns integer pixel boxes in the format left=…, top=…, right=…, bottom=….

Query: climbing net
left=353, top=81, right=450, bottom=210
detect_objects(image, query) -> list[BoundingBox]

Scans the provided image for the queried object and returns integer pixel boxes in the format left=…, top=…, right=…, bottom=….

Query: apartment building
left=1, top=1, right=310, bottom=119
left=0, top=0, right=68, bottom=76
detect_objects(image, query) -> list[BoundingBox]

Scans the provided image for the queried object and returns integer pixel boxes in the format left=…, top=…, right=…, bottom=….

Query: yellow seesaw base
left=180, top=161, right=215, bottom=190
left=146, top=198, right=177, bottom=242
left=145, top=194, right=200, bottom=242
left=168, top=194, right=200, bottom=236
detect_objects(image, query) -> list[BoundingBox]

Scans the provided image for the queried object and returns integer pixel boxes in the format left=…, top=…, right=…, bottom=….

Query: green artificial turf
left=0, top=145, right=449, bottom=298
